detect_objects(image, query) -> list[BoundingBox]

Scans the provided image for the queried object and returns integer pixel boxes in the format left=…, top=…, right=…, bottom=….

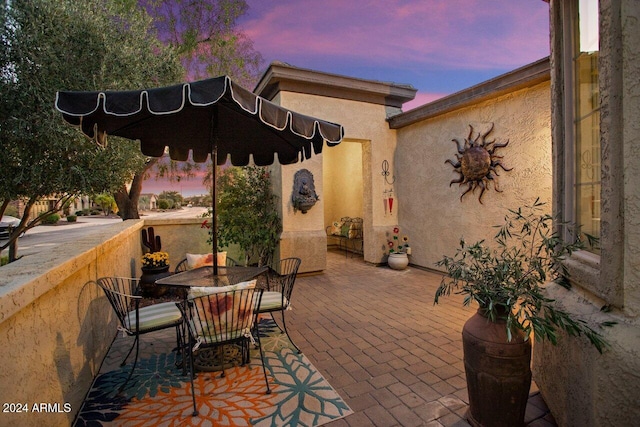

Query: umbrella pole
left=212, top=146, right=218, bottom=276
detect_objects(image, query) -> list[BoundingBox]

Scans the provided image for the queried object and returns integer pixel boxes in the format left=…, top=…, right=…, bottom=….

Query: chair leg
left=174, top=324, right=184, bottom=369
left=120, top=335, right=137, bottom=367
left=254, top=322, right=271, bottom=394
left=187, top=332, right=198, bottom=417
left=279, top=310, right=302, bottom=354
left=269, top=312, right=285, bottom=333
left=118, top=334, right=140, bottom=392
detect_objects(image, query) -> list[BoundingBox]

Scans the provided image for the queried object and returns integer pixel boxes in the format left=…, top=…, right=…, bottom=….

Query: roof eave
left=254, top=62, right=417, bottom=108
left=388, top=57, right=551, bottom=129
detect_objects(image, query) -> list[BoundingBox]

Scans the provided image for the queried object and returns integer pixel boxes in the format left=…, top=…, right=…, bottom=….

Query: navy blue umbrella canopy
left=55, top=75, right=344, bottom=165
left=56, top=76, right=343, bottom=273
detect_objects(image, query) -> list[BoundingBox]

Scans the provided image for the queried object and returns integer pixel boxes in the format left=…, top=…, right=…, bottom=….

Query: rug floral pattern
left=74, top=318, right=352, bottom=426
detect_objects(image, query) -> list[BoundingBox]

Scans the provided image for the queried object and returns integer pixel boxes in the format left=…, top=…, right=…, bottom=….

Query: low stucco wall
left=0, top=217, right=211, bottom=426
left=142, top=217, right=212, bottom=268
left=533, top=283, right=640, bottom=426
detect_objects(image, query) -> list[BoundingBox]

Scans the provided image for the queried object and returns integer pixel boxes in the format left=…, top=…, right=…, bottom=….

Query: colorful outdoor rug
left=73, top=318, right=352, bottom=426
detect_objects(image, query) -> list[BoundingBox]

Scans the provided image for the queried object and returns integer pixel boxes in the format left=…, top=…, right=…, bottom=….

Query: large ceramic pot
left=387, top=252, right=409, bottom=270
left=139, top=265, right=171, bottom=297
left=462, top=309, right=532, bottom=427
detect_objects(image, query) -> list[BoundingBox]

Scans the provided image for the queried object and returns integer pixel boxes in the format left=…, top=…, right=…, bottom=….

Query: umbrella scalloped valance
left=55, top=75, right=344, bottom=165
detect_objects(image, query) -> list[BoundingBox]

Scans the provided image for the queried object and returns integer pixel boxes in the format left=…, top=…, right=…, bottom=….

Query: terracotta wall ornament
left=445, top=123, right=513, bottom=203
left=292, top=169, right=319, bottom=213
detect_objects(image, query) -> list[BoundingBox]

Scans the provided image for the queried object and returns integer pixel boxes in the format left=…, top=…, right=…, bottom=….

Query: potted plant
left=386, top=226, right=410, bottom=270
left=140, top=251, right=171, bottom=297
left=434, top=200, right=611, bottom=427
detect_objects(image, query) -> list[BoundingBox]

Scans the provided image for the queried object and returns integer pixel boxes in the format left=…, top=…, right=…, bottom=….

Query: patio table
left=155, top=265, right=268, bottom=289
left=155, top=265, right=269, bottom=372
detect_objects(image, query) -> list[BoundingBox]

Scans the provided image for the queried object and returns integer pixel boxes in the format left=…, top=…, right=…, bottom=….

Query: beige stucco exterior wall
left=142, top=218, right=212, bottom=266
left=0, top=221, right=141, bottom=426
left=533, top=1, right=640, bottom=425
left=0, top=218, right=212, bottom=426
left=270, top=91, right=399, bottom=271
left=323, top=141, right=364, bottom=227
left=395, top=82, right=552, bottom=270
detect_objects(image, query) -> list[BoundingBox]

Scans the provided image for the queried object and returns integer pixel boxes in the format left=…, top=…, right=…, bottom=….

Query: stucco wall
left=0, top=220, right=142, bottom=426
left=0, top=217, right=211, bottom=426
left=142, top=218, right=212, bottom=268
left=323, top=140, right=364, bottom=228
left=533, top=1, right=640, bottom=425
left=395, top=82, right=552, bottom=271
left=273, top=91, right=399, bottom=269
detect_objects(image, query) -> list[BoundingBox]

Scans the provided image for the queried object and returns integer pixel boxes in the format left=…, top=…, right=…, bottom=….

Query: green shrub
left=157, top=199, right=171, bottom=209
left=42, top=213, right=60, bottom=224
left=66, top=215, right=77, bottom=222
left=4, top=206, right=18, bottom=217
left=214, top=166, right=282, bottom=267
left=1, top=255, right=8, bottom=266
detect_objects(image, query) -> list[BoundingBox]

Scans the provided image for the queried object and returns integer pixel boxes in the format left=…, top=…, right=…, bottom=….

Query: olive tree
left=213, top=166, right=281, bottom=267
left=133, top=0, right=265, bottom=208
left=142, top=0, right=263, bottom=87
left=0, top=0, right=182, bottom=261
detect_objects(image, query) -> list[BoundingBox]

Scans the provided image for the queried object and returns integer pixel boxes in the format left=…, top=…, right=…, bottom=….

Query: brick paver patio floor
left=283, top=249, right=557, bottom=427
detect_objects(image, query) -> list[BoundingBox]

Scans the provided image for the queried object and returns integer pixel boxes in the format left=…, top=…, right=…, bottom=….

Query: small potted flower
left=386, top=226, right=410, bottom=270
left=140, top=251, right=171, bottom=297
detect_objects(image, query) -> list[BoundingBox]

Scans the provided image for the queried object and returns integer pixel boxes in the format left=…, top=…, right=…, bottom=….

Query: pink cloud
left=241, top=0, right=549, bottom=72
left=402, top=91, right=448, bottom=111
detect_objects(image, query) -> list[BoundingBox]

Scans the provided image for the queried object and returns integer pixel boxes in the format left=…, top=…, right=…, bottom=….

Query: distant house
left=138, top=193, right=158, bottom=211
left=71, top=196, right=94, bottom=214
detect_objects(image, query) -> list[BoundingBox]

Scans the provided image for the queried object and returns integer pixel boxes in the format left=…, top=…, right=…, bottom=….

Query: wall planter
left=387, top=252, right=409, bottom=270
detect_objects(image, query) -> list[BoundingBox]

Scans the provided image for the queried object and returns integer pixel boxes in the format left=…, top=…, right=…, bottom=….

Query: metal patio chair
left=95, top=277, right=183, bottom=392
left=182, top=284, right=270, bottom=416
left=258, top=257, right=302, bottom=353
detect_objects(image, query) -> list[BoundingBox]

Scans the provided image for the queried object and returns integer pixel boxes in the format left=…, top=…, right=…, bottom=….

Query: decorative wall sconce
left=381, top=160, right=395, bottom=185
left=292, top=169, right=319, bottom=214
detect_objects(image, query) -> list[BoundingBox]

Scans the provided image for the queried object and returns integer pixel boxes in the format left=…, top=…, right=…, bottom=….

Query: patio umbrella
left=55, top=76, right=344, bottom=273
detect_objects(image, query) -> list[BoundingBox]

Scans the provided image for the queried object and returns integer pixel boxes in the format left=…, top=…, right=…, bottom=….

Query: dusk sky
left=142, top=0, right=551, bottom=197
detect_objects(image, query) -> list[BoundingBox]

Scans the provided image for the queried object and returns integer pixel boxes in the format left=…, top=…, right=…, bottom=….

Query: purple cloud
left=240, top=0, right=549, bottom=73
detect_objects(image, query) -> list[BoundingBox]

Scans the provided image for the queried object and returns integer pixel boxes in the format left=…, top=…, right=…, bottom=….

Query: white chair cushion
left=125, top=302, right=182, bottom=332
left=258, top=291, right=289, bottom=312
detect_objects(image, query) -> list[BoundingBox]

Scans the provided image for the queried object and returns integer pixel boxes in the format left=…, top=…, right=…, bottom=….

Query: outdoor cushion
left=348, top=221, right=362, bottom=239
left=186, top=252, right=227, bottom=269
left=187, top=279, right=257, bottom=300
left=125, top=302, right=182, bottom=333
left=259, top=291, right=289, bottom=312
left=188, top=280, right=258, bottom=345
left=329, top=221, right=343, bottom=236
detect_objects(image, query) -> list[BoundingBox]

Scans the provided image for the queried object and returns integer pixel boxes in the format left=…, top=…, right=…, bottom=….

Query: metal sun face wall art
left=445, top=123, right=513, bottom=203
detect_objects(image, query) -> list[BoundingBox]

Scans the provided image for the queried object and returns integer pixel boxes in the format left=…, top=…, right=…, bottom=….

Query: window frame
left=556, top=0, right=602, bottom=295
left=554, top=0, right=624, bottom=307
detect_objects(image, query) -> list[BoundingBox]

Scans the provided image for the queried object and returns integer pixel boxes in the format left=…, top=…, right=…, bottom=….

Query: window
left=569, top=0, right=600, bottom=253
